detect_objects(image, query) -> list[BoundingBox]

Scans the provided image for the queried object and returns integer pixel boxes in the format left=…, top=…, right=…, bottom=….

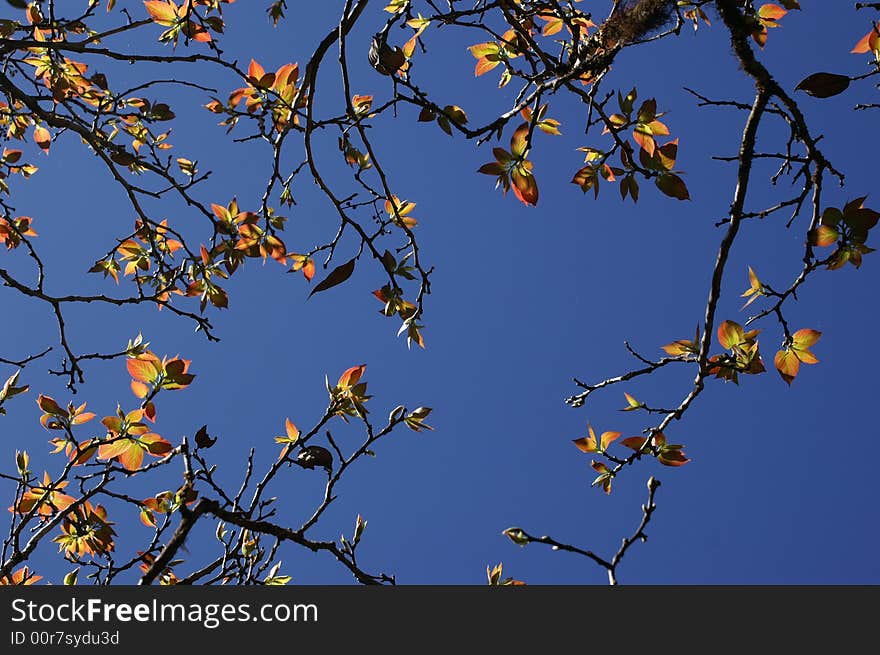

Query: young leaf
left=775, top=329, right=822, bottom=384
left=501, top=527, right=529, bottom=546
left=573, top=424, right=598, bottom=453
left=621, top=393, right=644, bottom=412
left=590, top=460, right=613, bottom=494
left=740, top=266, right=765, bottom=309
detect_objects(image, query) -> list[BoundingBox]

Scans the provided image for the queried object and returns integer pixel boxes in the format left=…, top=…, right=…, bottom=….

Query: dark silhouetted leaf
left=296, top=445, right=333, bottom=472
left=194, top=424, right=216, bottom=449
left=308, top=258, right=356, bottom=298
left=656, top=173, right=690, bottom=200
left=381, top=250, right=396, bottom=274
left=795, top=72, right=850, bottom=98
left=110, top=150, right=136, bottom=166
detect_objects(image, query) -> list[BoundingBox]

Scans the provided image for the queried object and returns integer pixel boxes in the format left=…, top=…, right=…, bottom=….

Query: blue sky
left=1, top=1, right=878, bottom=584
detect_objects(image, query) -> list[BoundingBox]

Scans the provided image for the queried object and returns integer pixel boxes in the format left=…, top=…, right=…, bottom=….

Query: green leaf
left=63, top=568, right=79, bottom=586
left=502, top=527, right=529, bottom=546
left=656, top=173, right=690, bottom=200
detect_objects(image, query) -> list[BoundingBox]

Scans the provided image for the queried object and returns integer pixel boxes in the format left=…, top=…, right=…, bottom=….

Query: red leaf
left=511, top=167, right=538, bottom=206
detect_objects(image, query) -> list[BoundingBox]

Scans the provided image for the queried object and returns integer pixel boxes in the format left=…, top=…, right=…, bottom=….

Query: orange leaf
left=758, top=4, right=787, bottom=21
left=301, top=258, right=315, bottom=281
left=573, top=437, right=597, bottom=453
left=600, top=431, right=621, bottom=450
left=813, top=225, right=839, bottom=247
left=474, top=58, right=499, bottom=77
left=792, top=328, right=821, bottom=350
left=621, top=436, right=650, bottom=451
left=98, top=438, right=131, bottom=461
left=752, top=26, right=768, bottom=48
left=33, top=126, right=50, bottom=154
left=127, top=358, right=159, bottom=383
left=851, top=24, right=880, bottom=54
left=658, top=449, right=690, bottom=467
left=791, top=329, right=821, bottom=365
left=337, top=364, right=366, bottom=389
left=717, top=320, right=744, bottom=349
left=510, top=124, right=529, bottom=157
left=116, top=443, right=145, bottom=471
left=71, top=412, right=96, bottom=426
left=774, top=349, right=800, bottom=385
left=37, top=394, right=63, bottom=415
left=511, top=167, right=538, bottom=206
left=140, top=508, right=156, bottom=528
left=144, top=0, right=178, bottom=25
left=70, top=440, right=98, bottom=466
left=248, top=59, right=265, bottom=82
left=662, top=326, right=700, bottom=357
left=632, top=129, right=655, bottom=156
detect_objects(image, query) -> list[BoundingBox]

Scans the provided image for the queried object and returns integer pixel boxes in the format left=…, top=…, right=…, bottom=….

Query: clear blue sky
left=1, top=1, right=878, bottom=584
